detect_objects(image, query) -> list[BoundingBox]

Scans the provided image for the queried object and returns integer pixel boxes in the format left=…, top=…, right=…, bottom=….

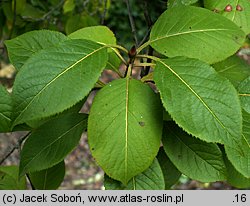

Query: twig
left=26, top=174, right=36, bottom=190
left=0, top=132, right=31, bottom=165
left=8, top=0, right=17, bottom=39
left=140, top=0, right=154, bottom=78
left=138, top=26, right=151, bottom=47
left=143, top=1, right=153, bottom=28
left=101, top=0, right=108, bottom=25
left=22, top=0, right=65, bottom=22
left=125, top=0, right=139, bottom=47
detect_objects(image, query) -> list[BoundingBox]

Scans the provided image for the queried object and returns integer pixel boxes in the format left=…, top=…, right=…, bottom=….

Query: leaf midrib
left=239, top=93, right=250, bottom=97
left=14, top=46, right=106, bottom=125
left=150, top=28, right=233, bottom=44
left=231, top=0, right=240, bottom=22
left=21, top=119, right=84, bottom=173
left=159, top=60, right=227, bottom=133
left=125, top=77, right=129, bottom=183
left=0, top=112, right=11, bottom=121
left=43, top=169, right=48, bottom=189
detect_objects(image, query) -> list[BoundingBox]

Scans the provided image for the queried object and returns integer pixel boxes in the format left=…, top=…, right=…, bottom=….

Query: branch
left=101, top=0, right=108, bottom=25
left=22, top=0, right=65, bottom=22
left=143, top=0, right=153, bottom=28
left=26, top=174, right=36, bottom=190
left=140, top=0, right=154, bottom=78
left=8, top=0, right=17, bottom=39
left=125, top=0, right=139, bottom=47
left=0, top=132, right=31, bottom=165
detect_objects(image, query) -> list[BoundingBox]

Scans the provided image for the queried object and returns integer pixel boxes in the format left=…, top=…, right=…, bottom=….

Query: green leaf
left=163, top=122, right=227, bottom=182
left=20, top=3, right=45, bottom=19
left=29, top=161, right=65, bottom=190
left=243, top=110, right=250, bottom=143
left=69, top=26, right=118, bottom=66
left=157, top=147, right=181, bottom=189
left=150, top=6, right=245, bottom=64
left=12, top=39, right=108, bottom=127
left=5, top=30, right=68, bottom=71
left=0, top=166, right=26, bottom=190
left=225, top=110, right=250, bottom=178
left=63, top=0, right=75, bottom=13
left=65, top=15, right=98, bottom=35
left=0, top=85, right=12, bottom=132
left=141, top=72, right=154, bottom=83
left=105, top=52, right=121, bottom=73
left=104, top=159, right=165, bottom=190
left=88, top=79, right=163, bottom=185
left=238, top=77, right=250, bottom=113
left=163, top=110, right=172, bottom=121
left=19, top=113, right=87, bottom=176
left=69, top=26, right=116, bottom=45
left=223, top=150, right=250, bottom=188
left=213, top=55, right=250, bottom=88
left=154, top=57, right=242, bottom=146
left=26, top=97, right=86, bottom=129
left=204, top=0, right=250, bottom=34
left=168, top=0, right=198, bottom=8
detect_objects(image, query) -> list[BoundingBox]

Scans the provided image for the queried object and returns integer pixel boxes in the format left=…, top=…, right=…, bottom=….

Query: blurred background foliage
left=0, top=0, right=168, bottom=63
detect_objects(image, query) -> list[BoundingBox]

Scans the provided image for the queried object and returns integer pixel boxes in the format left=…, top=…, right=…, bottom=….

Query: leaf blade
left=157, top=147, right=181, bottom=189
left=0, top=166, right=26, bottom=190
left=104, top=159, right=165, bottom=190
left=213, top=55, right=250, bottom=88
left=225, top=110, right=250, bottom=178
left=163, top=122, right=227, bottom=182
left=29, top=161, right=65, bottom=190
left=69, top=25, right=116, bottom=45
left=223, top=150, right=250, bottom=188
left=88, top=79, right=163, bottom=185
left=5, top=30, right=68, bottom=71
left=12, top=39, right=108, bottom=127
left=19, top=113, right=87, bottom=176
left=150, top=6, right=245, bottom=63
left=0, top=85, right=12, bottom=132
left=204, top=0, right=250, bottom=34
left=154, top=57, right=242, bottom=145
left=238, top=76, right=250, bottom=113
